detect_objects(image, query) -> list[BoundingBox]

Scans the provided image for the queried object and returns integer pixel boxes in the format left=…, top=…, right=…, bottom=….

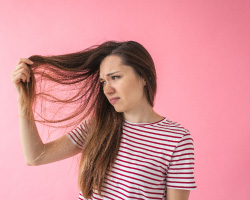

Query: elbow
left=25, top=159, right=40, bottom=166
left=26, top=162, right=33, bottom=166
left=24, top=149, right=46, bottom=166
left=26, top=161, right=37, bottom=166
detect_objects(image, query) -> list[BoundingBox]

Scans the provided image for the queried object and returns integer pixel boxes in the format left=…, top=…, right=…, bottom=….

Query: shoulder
left=157, top=118, right=190, bottom=136
left=155, top=118, right=195, bottom=149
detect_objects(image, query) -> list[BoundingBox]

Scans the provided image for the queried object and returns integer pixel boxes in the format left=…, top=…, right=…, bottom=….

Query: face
left=99, top=55, right=147, bottom=113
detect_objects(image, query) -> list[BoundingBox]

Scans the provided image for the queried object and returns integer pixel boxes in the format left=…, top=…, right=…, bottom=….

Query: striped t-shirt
left=67, top=117, right=197, bottom=199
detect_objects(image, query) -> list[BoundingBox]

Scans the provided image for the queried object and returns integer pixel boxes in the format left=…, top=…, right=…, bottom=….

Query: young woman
left=11, top=41, right=197, bottom=200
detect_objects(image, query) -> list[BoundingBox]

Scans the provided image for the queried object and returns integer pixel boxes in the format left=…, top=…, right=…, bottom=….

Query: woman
left=11, top=41, right=197, bottom=200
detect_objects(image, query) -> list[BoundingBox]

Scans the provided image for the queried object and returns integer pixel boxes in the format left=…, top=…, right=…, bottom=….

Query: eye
left=112, top=76, right=120, bottom=80
left=100, top=76, right=120, bottom=86
left=100, top=81, right=106, bottom=86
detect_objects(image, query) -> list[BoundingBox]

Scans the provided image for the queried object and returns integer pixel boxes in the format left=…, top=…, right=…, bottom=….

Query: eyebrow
left=99, top=71, right=121, bottom=81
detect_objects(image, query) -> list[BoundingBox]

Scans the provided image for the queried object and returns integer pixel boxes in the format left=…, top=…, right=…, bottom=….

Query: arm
left=18, top=99, right=81, bottom=166
left=13, top=58, right=81, bottom=166
left=165, top=132, right=197, bottom=199
left=166, top=188, right=190, bottom=200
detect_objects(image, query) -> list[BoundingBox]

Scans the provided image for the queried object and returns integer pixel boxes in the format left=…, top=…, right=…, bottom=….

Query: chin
left=113, top=106, right=126, bottom=113
left=114, top=108, right=124, bottom=113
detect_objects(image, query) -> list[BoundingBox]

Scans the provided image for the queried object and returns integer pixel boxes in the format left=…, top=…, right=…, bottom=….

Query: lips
left=109, top=97, right=120, bottom=104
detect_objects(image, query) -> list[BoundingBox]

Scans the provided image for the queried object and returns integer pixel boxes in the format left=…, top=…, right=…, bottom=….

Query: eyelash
left=100, top=76, right=120, bottom=86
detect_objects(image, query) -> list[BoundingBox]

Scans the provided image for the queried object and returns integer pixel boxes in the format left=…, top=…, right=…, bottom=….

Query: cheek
left=120, top=81, right=144, bottom=99
left=118, top=79, right=134, bottom=94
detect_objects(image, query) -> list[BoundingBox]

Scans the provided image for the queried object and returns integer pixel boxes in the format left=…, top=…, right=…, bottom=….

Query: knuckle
left=17, top=63, right=23, bottom=68
left=18, top=58, right=24, bottom=64
left=20, top=62, right=27, bottom=68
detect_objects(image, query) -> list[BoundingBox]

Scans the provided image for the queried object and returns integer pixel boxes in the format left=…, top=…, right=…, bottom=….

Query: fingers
left=12, top=72, right=28, bottom=84
left=11, top=58, right=33, bottom=87
left=14, top=63, right=31, bottom=76
left=11, top=71, right=30, bottom=84
left=17, top=58, right=33, bottom=65
left=11, top=58, right=34, bottom=94
left=13, top=64, right=31, bottom=81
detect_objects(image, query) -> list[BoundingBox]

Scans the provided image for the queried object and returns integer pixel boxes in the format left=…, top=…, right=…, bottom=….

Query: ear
left=143, top=79, right=146, bottom=86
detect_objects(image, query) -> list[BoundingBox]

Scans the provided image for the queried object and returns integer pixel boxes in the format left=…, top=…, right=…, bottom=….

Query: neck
left=123, top=99, right=163, bottom=123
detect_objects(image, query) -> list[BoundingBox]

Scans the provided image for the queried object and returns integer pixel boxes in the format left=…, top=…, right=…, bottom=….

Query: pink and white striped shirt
left=67, top=117, right=197, bottom=199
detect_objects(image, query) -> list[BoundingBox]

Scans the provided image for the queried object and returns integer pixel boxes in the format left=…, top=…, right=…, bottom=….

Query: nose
left=103, top=82, right=115, bottom=95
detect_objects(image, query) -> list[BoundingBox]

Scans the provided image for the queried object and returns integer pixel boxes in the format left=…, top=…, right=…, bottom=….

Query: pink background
left=1, top=0, right=249, bottom=199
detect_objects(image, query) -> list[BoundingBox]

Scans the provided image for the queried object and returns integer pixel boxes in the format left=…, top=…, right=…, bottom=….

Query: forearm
left=18, top=98, right=44, bottom=165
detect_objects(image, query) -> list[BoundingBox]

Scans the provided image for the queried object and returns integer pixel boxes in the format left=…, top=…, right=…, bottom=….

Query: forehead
left=100, top=55, right=122, bottom=72
left=99, top=55, right=129, bottom=78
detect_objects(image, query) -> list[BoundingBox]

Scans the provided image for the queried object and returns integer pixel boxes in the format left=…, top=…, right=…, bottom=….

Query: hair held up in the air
left=19, top=40, right=157, bottom=198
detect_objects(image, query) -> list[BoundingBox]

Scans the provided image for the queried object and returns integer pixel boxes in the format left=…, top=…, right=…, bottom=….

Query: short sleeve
left=67, top=119, right=89, bottom=149
left=166, top=131, right=197, bottom=190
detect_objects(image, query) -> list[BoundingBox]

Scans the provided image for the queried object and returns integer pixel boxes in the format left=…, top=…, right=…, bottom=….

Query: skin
left=99, top=55, right=191, bottom=200
left=12, top=57, right=190, bottom=199
left=11, top=58, right=81, bottom=166
left=99, top=55, right=163, bottom=123
left=166, top=188, right=190, bottom=200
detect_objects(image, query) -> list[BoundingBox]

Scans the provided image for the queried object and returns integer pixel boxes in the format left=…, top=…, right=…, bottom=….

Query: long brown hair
left=19, top=40, right=157, bottom=198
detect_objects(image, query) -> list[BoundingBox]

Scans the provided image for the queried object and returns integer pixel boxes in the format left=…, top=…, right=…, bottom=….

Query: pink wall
left=1, top=0, right=249, bottom=199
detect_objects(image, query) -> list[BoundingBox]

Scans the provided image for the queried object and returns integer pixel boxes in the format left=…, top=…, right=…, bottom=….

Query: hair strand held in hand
left=18, top=40, right=157, bottom=198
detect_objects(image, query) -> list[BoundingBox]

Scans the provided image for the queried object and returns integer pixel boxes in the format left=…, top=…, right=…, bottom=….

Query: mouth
left=109, top=97, right=120, bottom=104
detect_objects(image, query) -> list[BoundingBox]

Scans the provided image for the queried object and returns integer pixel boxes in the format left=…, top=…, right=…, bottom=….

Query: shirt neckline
left=124, top=117, right=166, bottom=126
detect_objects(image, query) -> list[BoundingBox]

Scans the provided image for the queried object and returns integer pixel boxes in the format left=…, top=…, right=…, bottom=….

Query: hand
left=11, top=58, right=33, bottom=95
